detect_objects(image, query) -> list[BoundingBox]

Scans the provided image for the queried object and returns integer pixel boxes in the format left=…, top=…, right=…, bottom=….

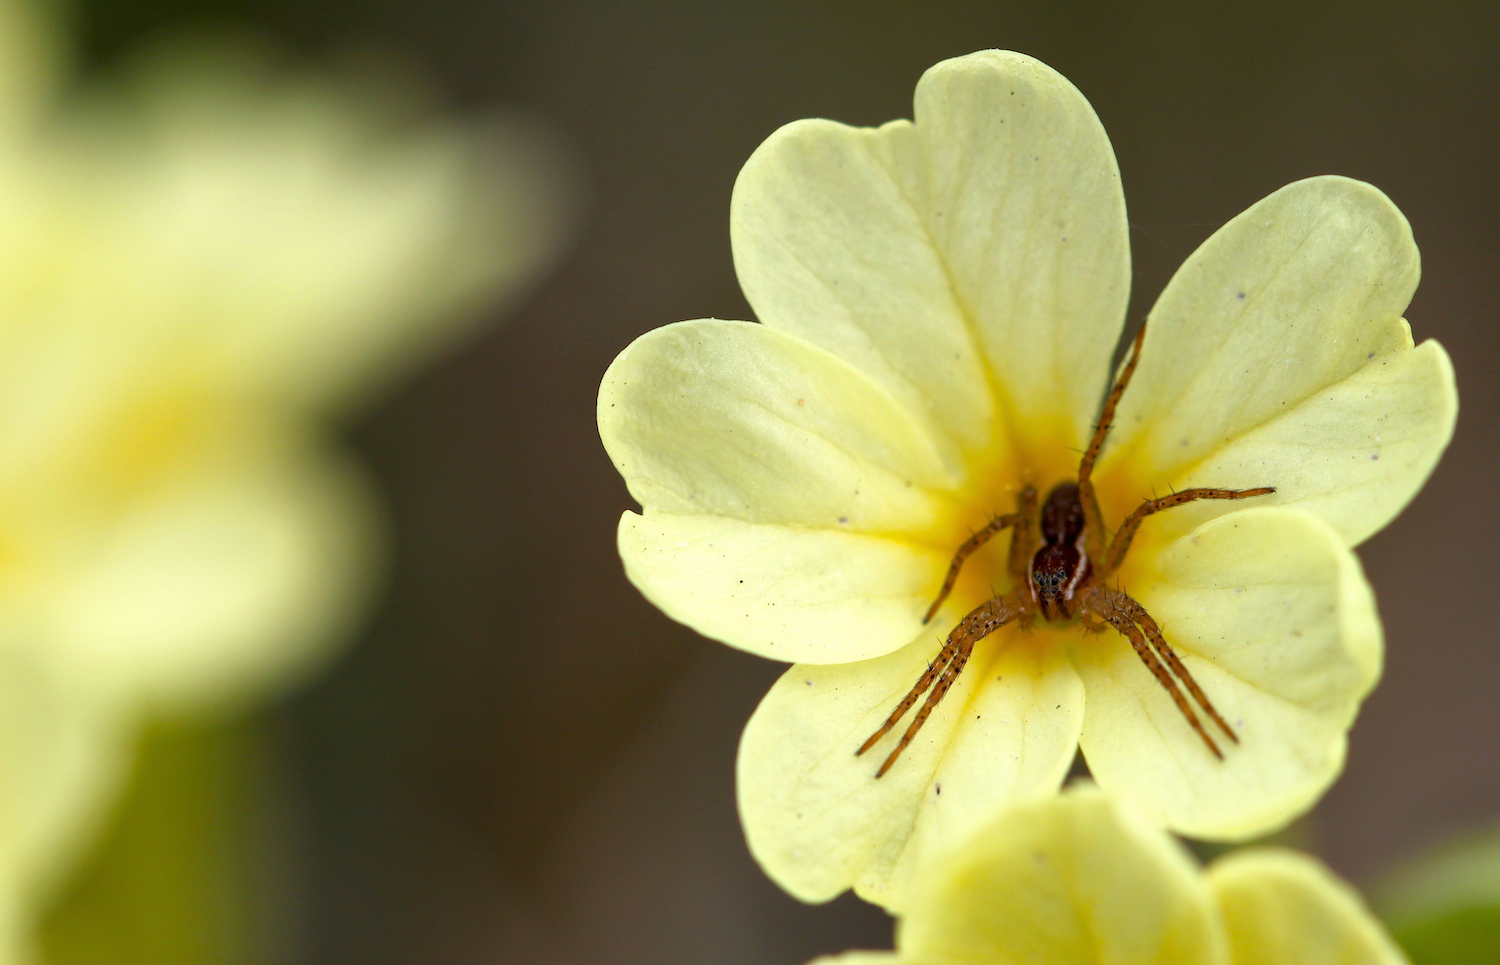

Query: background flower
left=809, top=785, right=1407, bottom=965
left=0, top=0, right=572, bottom=959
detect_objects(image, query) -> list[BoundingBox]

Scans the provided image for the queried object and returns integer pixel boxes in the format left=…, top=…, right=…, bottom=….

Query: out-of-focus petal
left=1099, top=177, right=1452, bottom=546
left=732, top=50, right=1128, bottom=459
left=48, top=37, right=573, bottom=413
left=738, top=635, right=1081, bottom=908
left=0, top=646, right=131, bottom=909
left=1076, top=508, right=1380, bottom=840
left=48, top=441, right=383, bottom=713
left=1209, top=849, right=1408, bottom=965
left=897, top=786, right=1225, bottom=965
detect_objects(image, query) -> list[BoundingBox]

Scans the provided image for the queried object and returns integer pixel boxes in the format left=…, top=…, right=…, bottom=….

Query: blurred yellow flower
left=810, top=785, right=1408, bottom=965
left=0, top=0, right=569, bottom=953
left=599, top=50, right=1454, bottom=907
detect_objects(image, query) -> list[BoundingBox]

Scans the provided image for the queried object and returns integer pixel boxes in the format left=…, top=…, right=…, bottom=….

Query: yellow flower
left=599, top=49, right=1454, bottom=908
left=0, top=0, right=570, bottom=951
left=809, top=785, right=1408, bottom=965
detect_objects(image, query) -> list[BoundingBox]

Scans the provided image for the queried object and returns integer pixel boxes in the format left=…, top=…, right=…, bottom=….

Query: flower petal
left=737, top=632, right=1082, bottom=908
left=807, top=955, right=899, bottom=965
left=49, top=444, right=382, bottom=712
left=731, top=50, right=1129, bottom=457
left=1101, top=176, right=1453, bottom=546
left=0, top=649, right=131, bottom=900
left=63, top=43, right=572, bottom=414
left=1208, top=849, right=1408, bottom=965
left=1076, top=507, right=1380, bottom=840
left=620, top=513, right=942, bottom=664
left=600, top=319, right=960, bottom=529
left=897, top=786, right=1225, bottom=965
left=1156, top=337, right=1453, bottom=548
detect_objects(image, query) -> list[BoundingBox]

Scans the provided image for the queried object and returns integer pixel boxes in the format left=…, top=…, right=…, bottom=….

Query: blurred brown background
left=62, top=1, right=1500, bottom=962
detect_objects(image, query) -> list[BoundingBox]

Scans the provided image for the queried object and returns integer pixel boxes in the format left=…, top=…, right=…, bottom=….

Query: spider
left=857, top=323, right=1275, bottom=777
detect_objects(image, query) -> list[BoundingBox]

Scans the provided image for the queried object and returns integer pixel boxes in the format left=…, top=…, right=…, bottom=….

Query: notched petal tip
left=729, top=47, right=1130, bottom=458
left=599, top=318, right=957, bottom=526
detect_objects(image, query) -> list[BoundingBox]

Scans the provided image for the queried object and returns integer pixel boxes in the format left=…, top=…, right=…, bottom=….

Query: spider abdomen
left=1030, top=482, right=1091, bottom=619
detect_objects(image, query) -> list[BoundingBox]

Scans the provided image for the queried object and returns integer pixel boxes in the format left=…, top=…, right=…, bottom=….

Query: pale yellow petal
left=898, top=786, right=1225, bottom=965
left=620, top=513, right=941, bottom=664
left=1100, top=176, right=1452, bottom=546
left=0, top=649, right=131, bottom=901
left=1149, top=337, right=1454, bottom=547
left=1076, top=508, right=1381, bottom=840
left=731, top=50, right=1128, bottom=458
left=807, top=954, right=900, bottom=965
left=604, top=317, right=976, bottom=664
left=600, top=319, right=959, bottom=529
left=1209, top=849, right=1408, bottom=965
left=48, top=444, right=383, bottom=713
left=738, top=633, right=1082, bottom=908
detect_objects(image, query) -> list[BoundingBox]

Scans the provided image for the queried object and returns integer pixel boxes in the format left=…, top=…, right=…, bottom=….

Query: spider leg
left=856, top=637, right=961, bottom=757
left=874, top=635, right=978, bottom=778
left=1089, top=590, right=1223, bottom=760
left=861, top=593, right=1019, bottom=776
left=924, top=502, right=1028, bottom=624
left=1115, top=591, right=1238, bottom=745
left=1005, top=485, right=1039, bottom=589
left=1077, top=324, right=1147, bottom=557
left=1103, top=486, right=1275, bottom=576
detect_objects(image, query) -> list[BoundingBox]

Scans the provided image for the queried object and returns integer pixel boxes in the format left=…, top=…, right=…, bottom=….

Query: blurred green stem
left=38, top=715, right=296, bottom=965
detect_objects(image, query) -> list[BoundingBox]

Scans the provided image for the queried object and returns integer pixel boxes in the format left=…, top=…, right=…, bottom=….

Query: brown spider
left=857, top=324, right=1275, bottom=777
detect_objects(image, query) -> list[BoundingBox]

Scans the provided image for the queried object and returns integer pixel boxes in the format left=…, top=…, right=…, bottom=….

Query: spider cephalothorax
left=857, top=325, right=1274, bottom=776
